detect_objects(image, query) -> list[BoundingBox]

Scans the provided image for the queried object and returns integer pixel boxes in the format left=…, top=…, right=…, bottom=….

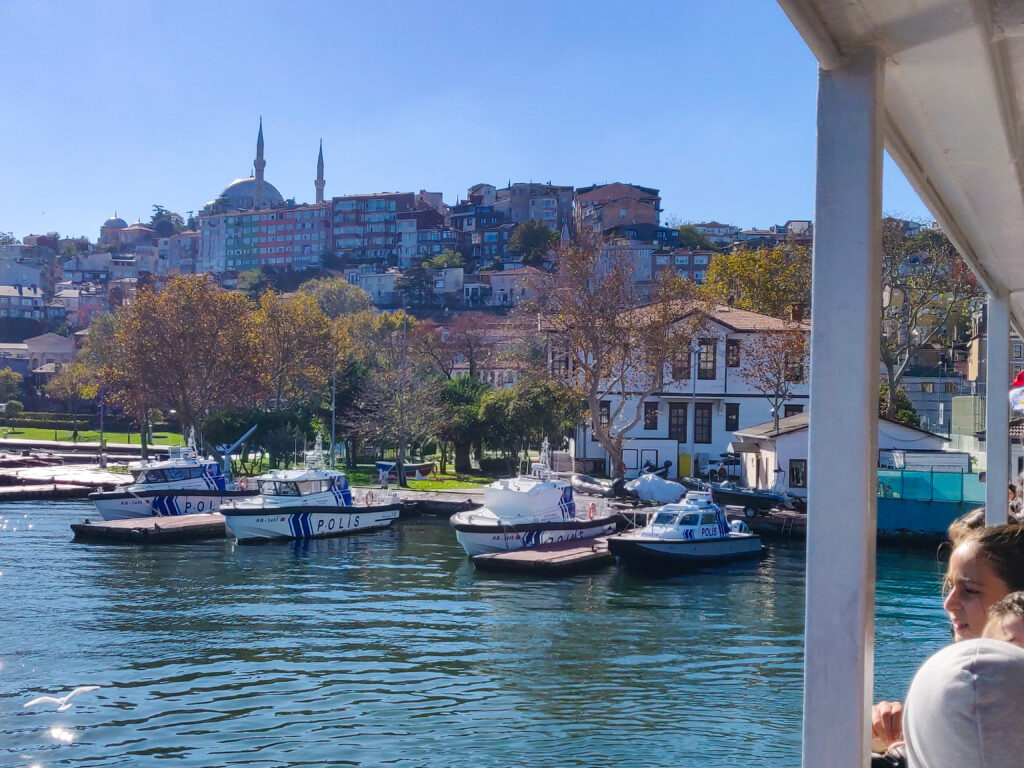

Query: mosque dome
left=218, top=177, right=284, bottom=210
left=103, top=215, right=128, bottom=229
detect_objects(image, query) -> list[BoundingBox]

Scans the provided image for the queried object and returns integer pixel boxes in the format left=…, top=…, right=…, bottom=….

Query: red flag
left=1010, top=370, right=1024, bottom=413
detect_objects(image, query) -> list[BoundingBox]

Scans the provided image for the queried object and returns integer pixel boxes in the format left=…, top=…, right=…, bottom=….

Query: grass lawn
left=343, top=464, right=496, bottom=490
left=0, top=427, right=184, bottom=446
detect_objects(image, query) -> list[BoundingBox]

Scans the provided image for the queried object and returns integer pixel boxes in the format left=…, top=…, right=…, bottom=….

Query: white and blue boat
left=608, top=490, right=764, bottom=573
left=222, top=439, right=402, bottom=543
left=449, top=439, right=619, bottom=557
left=88, top=435, right=252, bottom=521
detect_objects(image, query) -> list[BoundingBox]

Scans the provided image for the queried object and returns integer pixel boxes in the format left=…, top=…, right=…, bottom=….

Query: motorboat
left=88, top=434, right=252, bottom=521
left=570, top=473, right=616, bottom=498
left=708, top=481, right=786, bottom=517
left=223, top=438, right=402, bottom=543
left=450, top=439, right=620, bottom=557
left=608, top=490, right=764, bottom=573
left=375, top=460, right=434, bottom=482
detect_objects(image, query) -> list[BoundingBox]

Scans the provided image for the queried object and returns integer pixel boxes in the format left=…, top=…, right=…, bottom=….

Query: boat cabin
left=646, top=493, right=730, bottom=540
left=131, top=464, right=213, bottom=485
left=257, top=475, right=347, bottom=497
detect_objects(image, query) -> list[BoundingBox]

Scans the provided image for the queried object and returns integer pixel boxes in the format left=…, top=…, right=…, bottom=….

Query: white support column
left=802, top=51, right=883, bottom=768
left=986, top=293, right=1010, bottom=525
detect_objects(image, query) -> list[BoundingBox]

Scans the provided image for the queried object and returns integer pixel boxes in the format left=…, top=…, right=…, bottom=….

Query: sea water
left=0, top=502, right=950, bottom=767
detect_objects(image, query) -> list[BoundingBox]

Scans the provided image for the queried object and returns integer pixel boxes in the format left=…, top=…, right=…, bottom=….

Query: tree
left=675, top=224, right=717, bottom=251
left=738, top=330, right=808, bottom=433
left=879, top=220, right=981, bottom=419
left=395, top=266, right=432, bottom=307
left=236, top=267, right=273, bottom=297
left=507, top=220, right=559, bottom=266
left=0, top=369, right=22, bottom=402
left=413, top=313, right=497, bottom=379
left=149, top=204, right=185, bottom=238
left=425, top=249, right=465, bottom=270
left=46, top=362, right=98, bottom=415
left=478, top=377, right=583, bottom=472
left=298, top=277, right=372, bottom=317
left=524, top=234, right=700, bottom=475
left=105, top=275, right=267, bottom=451
left=438, top=375, right=490, bottom=473
left=252, top=290, right=332, bottom=410
left=342, top=310, right=440, bottom=485
left=702, top=244, right=812, bottom=318
left=879, top=383, right=919, bottom=428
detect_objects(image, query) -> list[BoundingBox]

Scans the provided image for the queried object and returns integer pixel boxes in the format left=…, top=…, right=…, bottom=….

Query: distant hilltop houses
left=4, top=121, right=826, bottom=325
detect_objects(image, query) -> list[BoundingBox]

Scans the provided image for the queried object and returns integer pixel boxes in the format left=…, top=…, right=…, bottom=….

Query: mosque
left=99, top=120, right=326, bottom=244
left=203, top=118, right=288, bottom=214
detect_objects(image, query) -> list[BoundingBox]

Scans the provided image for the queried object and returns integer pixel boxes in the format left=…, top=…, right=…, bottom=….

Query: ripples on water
left=0, top=503, right=949, bottom=767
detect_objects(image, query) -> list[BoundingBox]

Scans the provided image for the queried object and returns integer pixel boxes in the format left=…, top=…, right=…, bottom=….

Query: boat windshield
left=132, top=466, right=207, bottom=484
left=679, top=513, right=700, bottom=526
left=258, top=480, right=300, bottom=496
left=653, top=512, right=678, bottom=525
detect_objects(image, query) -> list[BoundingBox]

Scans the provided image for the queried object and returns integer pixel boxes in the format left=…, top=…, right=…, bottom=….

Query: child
left=982, top=591, right=1024, bottom=646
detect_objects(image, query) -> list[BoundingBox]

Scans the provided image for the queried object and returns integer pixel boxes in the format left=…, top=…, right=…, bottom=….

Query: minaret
left=254, top=117, right=266, bottom=209
left=315, top=139, right=325, bottom=204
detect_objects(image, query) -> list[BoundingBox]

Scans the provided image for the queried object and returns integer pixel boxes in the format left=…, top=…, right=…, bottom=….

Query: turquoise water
left=1, top=502, right=950, bottom=767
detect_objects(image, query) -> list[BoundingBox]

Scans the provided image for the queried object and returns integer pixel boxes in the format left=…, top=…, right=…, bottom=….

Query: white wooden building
left=567, top=304, right=810, bottom=478
left=731, top=411, right=948, bottom=498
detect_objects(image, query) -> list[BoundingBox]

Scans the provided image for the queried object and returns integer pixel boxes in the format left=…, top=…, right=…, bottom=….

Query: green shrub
left=4, top=401, right=24, bottom=417
left=478, top=456, right=512, bottom=475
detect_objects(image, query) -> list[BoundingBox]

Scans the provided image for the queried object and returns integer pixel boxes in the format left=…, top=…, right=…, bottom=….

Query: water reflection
left=0, top=503, right=951, bottom=767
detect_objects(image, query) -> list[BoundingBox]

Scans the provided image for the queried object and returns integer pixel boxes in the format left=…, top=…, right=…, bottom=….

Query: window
left=671, top=349, right=691, bottom=380
left=598, top=400, right=610, bottom=430
left=784, top=404, right=804, bottom=417
left=675, top=255, right=689, bottom=265
left=698, top=340, right=716, bottom=380
left=944, top=382, right=957, bottom=394
left=699, top=512, right=717, bottom=525
left=725, top=403, right=739, bottom=432
left=551, top=349, right=570, bottom=377
left=790, top=459, right=808, bottom=488
left=1015, top=343, right=1023, bottom=360
left=921, top=382, right=935, bottom=393
left=694, top=255, right=709, bottom=265
left=785, top=355, right=804, bottom=382
left=668, top=403, right=687, bottom=441
left=644, top=402, right=659, bottom=430
left=726, top=339, right=741, bottom=368
left=694, top=403, right=713, bottom=443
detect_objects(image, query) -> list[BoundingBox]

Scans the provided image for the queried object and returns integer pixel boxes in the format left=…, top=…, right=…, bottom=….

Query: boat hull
left=710, top=487, right=783, bottom=513
left=451, top=514, right=619, bottom=557
left=89, top=489, right=256, bottom=521
left=224, top=503, right=402, bottom=543
left=608, top=534, right=765, bottom=573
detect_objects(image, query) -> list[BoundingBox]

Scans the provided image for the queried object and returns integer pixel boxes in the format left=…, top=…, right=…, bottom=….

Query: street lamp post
left=689, top=340, right=700, bottom=477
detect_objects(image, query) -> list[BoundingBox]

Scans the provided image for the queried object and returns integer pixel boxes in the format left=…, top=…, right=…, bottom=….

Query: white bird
left=24, top=686, right=100, bottom=712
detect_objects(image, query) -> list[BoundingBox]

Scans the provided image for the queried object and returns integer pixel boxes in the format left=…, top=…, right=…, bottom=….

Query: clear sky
left=0, top=0, right=930, bottom=241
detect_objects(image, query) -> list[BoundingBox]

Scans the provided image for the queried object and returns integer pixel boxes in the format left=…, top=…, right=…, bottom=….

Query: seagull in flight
left=24, top=686, right=100, bottom=711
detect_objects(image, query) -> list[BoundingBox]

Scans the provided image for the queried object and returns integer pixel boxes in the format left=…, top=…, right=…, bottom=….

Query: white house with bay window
left=565, top=304, right=811, bottom=478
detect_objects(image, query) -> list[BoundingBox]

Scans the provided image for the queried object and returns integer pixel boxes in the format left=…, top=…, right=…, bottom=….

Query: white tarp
left=624, top=473, right=686, bottom=503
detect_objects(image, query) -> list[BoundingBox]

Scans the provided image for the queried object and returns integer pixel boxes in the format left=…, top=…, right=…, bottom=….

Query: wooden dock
left=71, top=513, right=226, bottom=544
left=472, top=536, right=614, bottom=575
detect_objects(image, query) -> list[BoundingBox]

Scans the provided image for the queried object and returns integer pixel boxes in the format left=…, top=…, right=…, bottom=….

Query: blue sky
left=0, top=0, right=929, bottom=241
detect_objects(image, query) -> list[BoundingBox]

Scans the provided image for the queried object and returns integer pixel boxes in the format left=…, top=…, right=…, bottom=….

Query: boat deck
left=71, top=513, right=226, bottom=544
left=472, top=536, right=613, bottom=575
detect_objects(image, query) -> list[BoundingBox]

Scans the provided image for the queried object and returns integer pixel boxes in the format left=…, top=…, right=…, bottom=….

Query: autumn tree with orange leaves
left=104, top=275, right=266, bottom=454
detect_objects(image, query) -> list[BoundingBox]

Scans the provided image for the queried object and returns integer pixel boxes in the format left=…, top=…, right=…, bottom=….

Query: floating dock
left=71, top=513, right=226, bottom=544
left=472, top=536, right=613, bottom=575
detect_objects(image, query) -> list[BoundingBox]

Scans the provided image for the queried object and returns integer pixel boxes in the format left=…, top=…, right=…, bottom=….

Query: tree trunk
left=141, top=418, right=149, bottom=460
left=397, top=440, right=407, bottom=487
left=885, top=365, right=898, bottom=420
left=607, top=443, right=624, bottom=479
left=453, top=441, right=472, bottom=473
